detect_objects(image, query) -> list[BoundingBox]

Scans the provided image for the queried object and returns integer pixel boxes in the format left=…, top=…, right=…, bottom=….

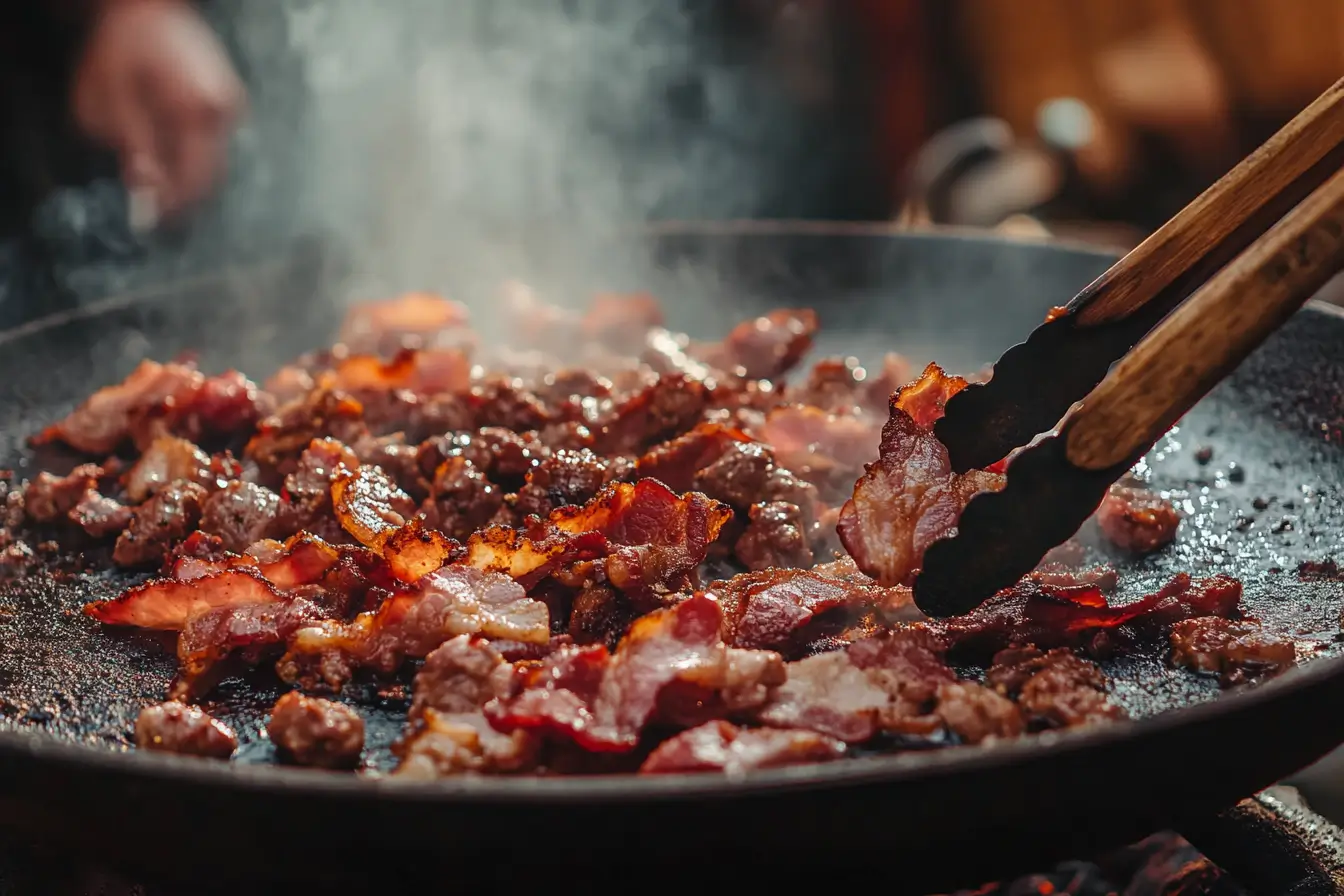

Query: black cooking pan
left=3, top=225, right=1344, bottom=894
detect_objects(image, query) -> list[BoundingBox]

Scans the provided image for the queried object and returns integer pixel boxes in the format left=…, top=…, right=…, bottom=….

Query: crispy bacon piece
left=331, top=464, right=414, bottom=546
left=276, top=565, right=549, bottom=691
left=485, top=594, right=785, bottom=752
left=87, top=567, right=287, bottom=630
left=463, top=523, right=607, bottom=589
left=170, top=532, right=342, bottom=589
left=33, top=360, right=199, bottom=454
left=464, top=479, right=729, bottom=603
left=339, top=292, right=470, bottom=353
left=1169, top=617, right=1296, bottom=687
left=321, top=348, right=472, bottom=396
left=937, top=572, right=1243, bottom=659
left=1097, top=484, right=1182, bottom=553
left=837, top=364, right=1006, bottom=586
left=172, top=597, right=325, bottom=700
left=330, top=464, right=453, bottom=582
left=640, top=721, right=845, bottom=774
left=554, top=479, right=731, bottom=605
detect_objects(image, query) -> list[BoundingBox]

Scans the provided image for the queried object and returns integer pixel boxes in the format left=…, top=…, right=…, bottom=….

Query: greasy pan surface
left=4, top=228, right=1344, bottom=891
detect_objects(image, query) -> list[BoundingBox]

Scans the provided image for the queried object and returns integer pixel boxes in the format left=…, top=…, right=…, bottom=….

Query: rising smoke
left=215, top=0, right=799, bottom=321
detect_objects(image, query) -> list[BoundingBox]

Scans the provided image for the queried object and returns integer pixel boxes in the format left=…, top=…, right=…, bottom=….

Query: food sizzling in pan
left=0, top=289, right=1302, bottom=776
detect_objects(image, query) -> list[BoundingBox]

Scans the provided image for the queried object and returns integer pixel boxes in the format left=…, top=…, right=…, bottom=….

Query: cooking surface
left=2, top=294, right=1344, bottom=773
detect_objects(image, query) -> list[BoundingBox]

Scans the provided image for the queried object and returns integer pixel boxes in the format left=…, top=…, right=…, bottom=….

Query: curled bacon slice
left=170, top=532, right=342, bottom=590
left=464, top=479, right=729, bottom=601
left=331, top=465, right=453, bottom=582
left=86, top=567, right=286, bottom=630
left=276, top=565, right=549, bottom=690
left=837, top=363, right=1005, bottom=586
left=936, top=572, right=1244, bottom=658
left=485, top=594, right=785, bottom=752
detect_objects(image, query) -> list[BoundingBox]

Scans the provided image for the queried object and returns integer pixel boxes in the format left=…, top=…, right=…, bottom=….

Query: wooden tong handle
left=1066, top=166, right=1344, bottom=471
left=1071, top=77, right=1344, bottom=327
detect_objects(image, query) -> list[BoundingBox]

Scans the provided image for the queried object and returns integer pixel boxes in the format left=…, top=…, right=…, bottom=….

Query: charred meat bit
left=1169, top=617, right=1296, bottom=687
left=515, top=448, right=625, bottom=518
left=393, top=636, right=538, bottom=777
left=420, top=457, right=504, bottom=541
left=935, top=572, right=1243, bottom=660
left=986, top=647, right=1124, bottom=729
left=692, top=440, right=818, bottom=520
left=135, top=701, right=237, bottom=759
left=640, top=721, right=845, bottom=774
left=1097, top=484, right=1182, bottom=553
left=267, top=692, right=365, bottom=769
left=69, top=489, right=133, bottom=539
left=22, top=465, right=101, bottom=524
left=199, top=481, right=281, bottom=552
left=736, top=501, right=814, bottom=571
left=112, top=481, right=208, bottom=569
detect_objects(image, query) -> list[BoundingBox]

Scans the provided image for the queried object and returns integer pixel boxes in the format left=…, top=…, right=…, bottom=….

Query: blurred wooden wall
left=957, top=0, right=1344, bottom=184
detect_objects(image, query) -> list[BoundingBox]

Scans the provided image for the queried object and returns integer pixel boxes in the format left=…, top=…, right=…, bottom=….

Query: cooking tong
left=912, top=77, right=1344, bottom=618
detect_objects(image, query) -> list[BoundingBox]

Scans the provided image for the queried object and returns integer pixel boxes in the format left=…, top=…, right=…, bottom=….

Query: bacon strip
left=936, top=572, right=1244, bottom=658
left=837, top=363, right=1005, bottom=586
left=86, top=567, right=287, bottom=630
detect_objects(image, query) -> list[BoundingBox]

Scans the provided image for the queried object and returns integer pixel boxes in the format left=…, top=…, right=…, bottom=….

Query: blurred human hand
left=71, top=0, right=245, bottom=225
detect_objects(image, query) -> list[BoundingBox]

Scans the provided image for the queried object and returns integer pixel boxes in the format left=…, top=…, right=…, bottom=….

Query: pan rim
left=1, top=645, right=1340, bottom=803
left=1, top=231, right=1341, bottom=804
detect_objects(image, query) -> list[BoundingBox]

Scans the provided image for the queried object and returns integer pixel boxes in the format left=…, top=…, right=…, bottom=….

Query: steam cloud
left=215, top=0, right=794, bottom=326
